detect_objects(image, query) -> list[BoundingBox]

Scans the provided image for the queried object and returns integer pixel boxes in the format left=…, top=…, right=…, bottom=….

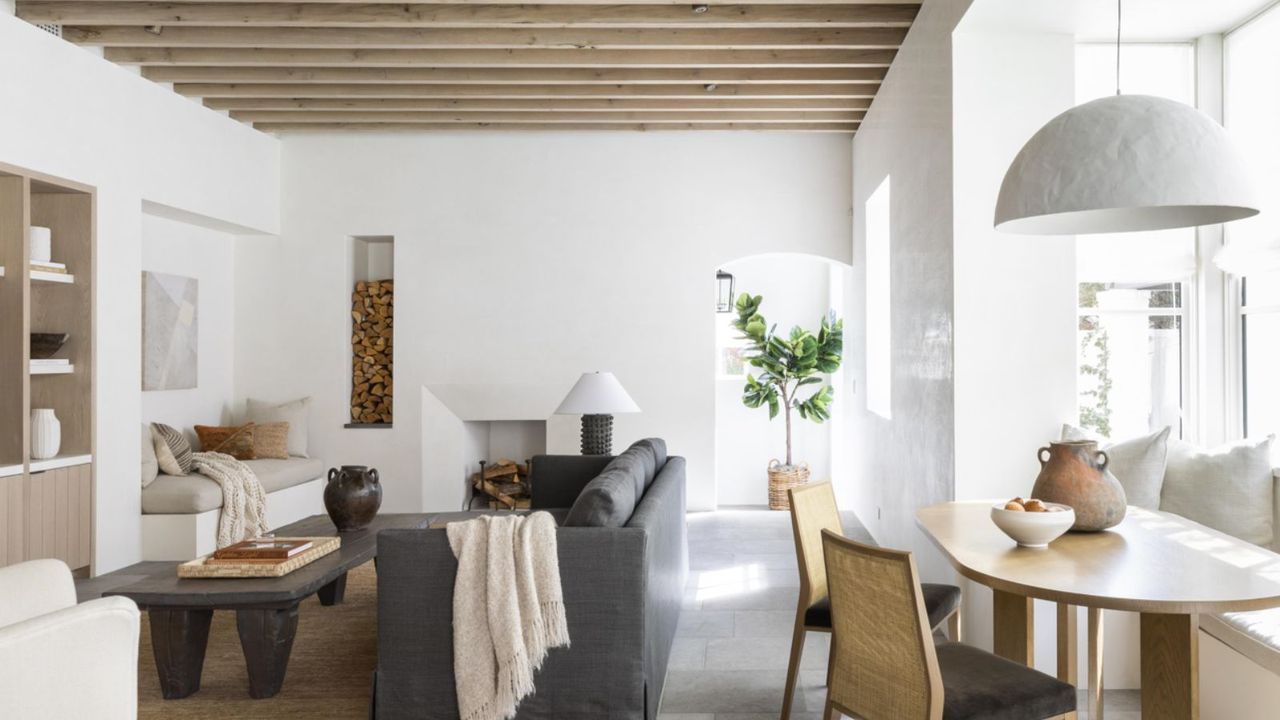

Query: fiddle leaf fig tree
left=732, top=292, right=844, bottom=467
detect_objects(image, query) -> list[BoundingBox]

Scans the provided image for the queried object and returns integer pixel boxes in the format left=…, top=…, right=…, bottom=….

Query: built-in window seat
left=141, top=457, right=326, bottom=561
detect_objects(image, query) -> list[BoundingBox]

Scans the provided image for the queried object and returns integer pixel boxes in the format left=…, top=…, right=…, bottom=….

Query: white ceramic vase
left=29, top=226, right=52, bottom=264
left=31, top=408, right=61, bottom=460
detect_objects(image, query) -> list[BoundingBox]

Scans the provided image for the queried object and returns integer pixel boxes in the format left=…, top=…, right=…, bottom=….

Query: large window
left=1073, top=44, right=1196, bottom=438
left=1242, top=274, right=1280, bottom=438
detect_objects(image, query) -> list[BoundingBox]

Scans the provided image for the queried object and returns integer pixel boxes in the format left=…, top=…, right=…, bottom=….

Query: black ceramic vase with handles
left=324, top=465, right=382, bottom=532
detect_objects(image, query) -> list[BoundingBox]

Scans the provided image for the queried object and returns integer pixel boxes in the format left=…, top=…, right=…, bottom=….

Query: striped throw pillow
left=151, top=423, right=193, bottom=476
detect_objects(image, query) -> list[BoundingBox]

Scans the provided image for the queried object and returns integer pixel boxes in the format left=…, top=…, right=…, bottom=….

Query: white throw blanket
left=447, top=512, right=570, bottom=720
left=191, top=451, right=270, bottom=549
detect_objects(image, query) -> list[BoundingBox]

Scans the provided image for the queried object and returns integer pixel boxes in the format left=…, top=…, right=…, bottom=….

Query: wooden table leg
left=318, top=571, right=348, bottom=606
left=1140, top=612, right=1198, bottom=720
left=1057, top=603, right=1078, bottom=720
left=1088, top=607, right=1104, bottom=720
left=149, top=608, right=213, bottom=699
left=237, top=605, right=301, bottom=699
left=993, top=589, right=1033, bottom=664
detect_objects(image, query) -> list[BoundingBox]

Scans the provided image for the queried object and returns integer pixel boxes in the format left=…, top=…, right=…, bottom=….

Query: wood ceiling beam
left=104, top=47, right=898, bottom=67
left=61, top=25, right=908, bottom=48
left=202, top=96, right=872, bottom=110
left=173, top=81, right=875, bottom=97
left=251, top=122, right=858, bottom=132
left=142, top=65, right=885, bottom=84
left=229, top=109, right=861, bottom=122
left=19, top=2, right=919, bottom=28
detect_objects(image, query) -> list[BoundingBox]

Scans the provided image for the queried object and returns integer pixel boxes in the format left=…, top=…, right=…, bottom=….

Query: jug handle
left=328, top=467, right=339, bottom=483
left=1096, top=450, right=1110, bottom=472
left=369, top=468, right=380, bottom=485
left=1037, top=446, right=1051, bottom=466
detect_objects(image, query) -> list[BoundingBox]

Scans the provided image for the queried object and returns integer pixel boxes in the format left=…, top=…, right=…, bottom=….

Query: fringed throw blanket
left=447, top=512, right=570, bottom=720
left=191, top=451, right=269, bottom=549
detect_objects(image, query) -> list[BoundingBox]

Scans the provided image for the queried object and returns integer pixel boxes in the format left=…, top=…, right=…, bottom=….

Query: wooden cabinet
left=0, top=162, right=95, bottom=574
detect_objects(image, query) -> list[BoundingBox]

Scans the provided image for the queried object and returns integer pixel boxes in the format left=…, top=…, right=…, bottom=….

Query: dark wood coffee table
left=107, top=513, right=432, bottom=699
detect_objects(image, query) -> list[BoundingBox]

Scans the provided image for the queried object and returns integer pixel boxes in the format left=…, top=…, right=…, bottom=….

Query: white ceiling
left=962, top=0, right=1276, bottom=42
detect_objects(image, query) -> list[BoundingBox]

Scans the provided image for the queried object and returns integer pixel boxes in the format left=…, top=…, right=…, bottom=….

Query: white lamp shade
left=555, top=372, right=640, bottom=415
left=995, top=95, right=1258, bottom=235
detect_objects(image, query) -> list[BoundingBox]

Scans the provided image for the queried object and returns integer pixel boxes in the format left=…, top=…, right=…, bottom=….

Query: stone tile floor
left=658, top=507, right=1141, bottom=719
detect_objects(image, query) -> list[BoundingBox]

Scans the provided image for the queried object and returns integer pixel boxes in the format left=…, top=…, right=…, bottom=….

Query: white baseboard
left=141, top=477, right=327, bottom=561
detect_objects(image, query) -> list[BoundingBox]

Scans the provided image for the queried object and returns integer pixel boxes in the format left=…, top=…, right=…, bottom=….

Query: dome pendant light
left=993, top=0, right=1258, bottom=235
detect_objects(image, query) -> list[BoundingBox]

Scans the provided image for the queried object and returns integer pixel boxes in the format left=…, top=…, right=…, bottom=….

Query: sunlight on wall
left=865, top=176, right=892, bottom=419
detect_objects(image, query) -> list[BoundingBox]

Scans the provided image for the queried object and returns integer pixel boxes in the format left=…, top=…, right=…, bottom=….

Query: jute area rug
left=138, top=564, right=378, bottom=719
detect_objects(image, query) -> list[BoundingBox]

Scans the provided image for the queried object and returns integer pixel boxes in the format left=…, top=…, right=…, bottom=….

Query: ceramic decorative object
left=31, top=408, right=61, bottom=460
left=30, top=333, right=69, bottom=360
left=990, top=502, right=1075, bottom=548
left=1031, top=441, right=1127, bottom=531
left=324, top=465, right=382, bottom=531
left=28, top=226, right=51, bottom=264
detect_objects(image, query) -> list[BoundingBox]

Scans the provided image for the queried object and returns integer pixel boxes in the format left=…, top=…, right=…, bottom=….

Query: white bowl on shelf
left=990, top=502, right=1075, bottom=548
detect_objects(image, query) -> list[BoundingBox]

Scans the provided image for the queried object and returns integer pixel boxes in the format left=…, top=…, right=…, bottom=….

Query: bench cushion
left=1201, top=609, right=1280, bottom=677
left=142, top=457, right=325, bottom=514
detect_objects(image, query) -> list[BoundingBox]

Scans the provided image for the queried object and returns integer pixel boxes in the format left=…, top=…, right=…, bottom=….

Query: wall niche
left=347, top=235, right=393, bottom=428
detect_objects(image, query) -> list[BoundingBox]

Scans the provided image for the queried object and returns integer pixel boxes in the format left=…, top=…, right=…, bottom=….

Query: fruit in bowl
left=991, top=497, right=1075, bottom=548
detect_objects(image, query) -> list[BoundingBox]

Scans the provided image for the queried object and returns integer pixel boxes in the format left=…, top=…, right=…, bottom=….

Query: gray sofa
left=373, top=439, right=688, bottom=720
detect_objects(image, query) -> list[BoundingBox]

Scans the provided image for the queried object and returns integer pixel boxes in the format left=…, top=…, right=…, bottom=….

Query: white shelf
left=29, top=454, right=92, bottom=473
left=0, top=463, right=22, bottom=478
left=30, top=362, right=74, bottom=375
left=0, top=265, right=5, bottom=277
left=31, top=270, right=74, bottom=284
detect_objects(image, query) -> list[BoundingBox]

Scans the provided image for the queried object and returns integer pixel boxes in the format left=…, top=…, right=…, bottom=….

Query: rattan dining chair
left=782, top=483, right=961, bottom=720
left=819, top=529, right=1077, bottom=720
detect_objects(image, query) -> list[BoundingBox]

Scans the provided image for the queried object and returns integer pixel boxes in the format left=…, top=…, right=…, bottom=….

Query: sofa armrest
left=0, top=559, right=76, bottom=627
left=0, top=596, right=140, bottom=720
left=530, top=454, right=614, bottom=509
left=375, top=526, right=647, bottom=719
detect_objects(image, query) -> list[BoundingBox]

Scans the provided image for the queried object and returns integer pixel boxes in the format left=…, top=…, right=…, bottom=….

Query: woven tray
left=178, top=536, right=341, bottom=578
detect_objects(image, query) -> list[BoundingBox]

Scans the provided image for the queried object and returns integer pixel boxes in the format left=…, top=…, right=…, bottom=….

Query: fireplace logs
left=472, top=459, right=532, bottom=509
left=351, top=279, right=393, bottom=424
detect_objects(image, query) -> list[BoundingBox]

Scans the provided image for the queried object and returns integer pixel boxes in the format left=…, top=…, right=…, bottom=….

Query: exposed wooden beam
left=142, top=65, right=885, bottom=84
left=202, top=96, right=872, bottom=110
left=104, top=46, right=898, bottom=67
left=173, top=81, right=876, bottom=97
left=251, top=122, right=859, bottom=132
left=61, top=25, right=908, bottom=48
left=229, top=109, right=861, bottom=122
left=18, top=2, right=919, bottom=28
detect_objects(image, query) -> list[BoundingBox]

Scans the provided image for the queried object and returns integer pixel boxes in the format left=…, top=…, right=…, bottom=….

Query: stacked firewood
left=350, top=279, right=393, bottom=424
left=471, top=459, right=532, bottom=509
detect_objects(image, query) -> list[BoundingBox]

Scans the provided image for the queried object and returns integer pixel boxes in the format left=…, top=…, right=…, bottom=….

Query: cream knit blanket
left=191, top=451, right=270, bottom=549
left=447, top=512, right=570, bottom=720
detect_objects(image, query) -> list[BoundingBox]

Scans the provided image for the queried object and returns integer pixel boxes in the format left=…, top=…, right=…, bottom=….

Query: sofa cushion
left=1201, top=609, right=1280, bottom=677
left=634, top=438, right=667, bottom=476
left=253, top=421, right=291, bottom=460
left=246, top=396, right=311, bottom=458
left=1160, top=436, right=1275, bottom=546
left=141, top=423, right=159, bottom=488
left=605, top=446, right=651, bottom=499
left=1061, top=425, right=1170, bottom=510
left=142, top=457, right=325, bottom=514
left=563, top=467, right=637, bottom=527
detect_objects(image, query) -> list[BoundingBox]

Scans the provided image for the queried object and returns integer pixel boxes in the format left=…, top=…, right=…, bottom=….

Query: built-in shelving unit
left=0, top=161, right=95, bottom=574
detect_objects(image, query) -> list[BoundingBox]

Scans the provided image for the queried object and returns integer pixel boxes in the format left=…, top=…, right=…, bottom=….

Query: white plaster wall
left=714, top=254, right=837, bottom=506
left=845, top=0, right=973, bottom=583
left=0, top=14, right=279, bottom=572
left=234, top=132, right=852, bottom=515
left=140, top=213, right=238, bottom=437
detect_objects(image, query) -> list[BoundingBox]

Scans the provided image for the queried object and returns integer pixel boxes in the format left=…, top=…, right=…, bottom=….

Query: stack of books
left=207, top=538, right=314, bottom=565
left=31, top=261, right=68, bottom=274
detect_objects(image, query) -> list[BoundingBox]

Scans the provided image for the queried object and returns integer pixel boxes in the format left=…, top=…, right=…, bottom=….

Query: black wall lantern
left=715, top=270, right=735, bottom=313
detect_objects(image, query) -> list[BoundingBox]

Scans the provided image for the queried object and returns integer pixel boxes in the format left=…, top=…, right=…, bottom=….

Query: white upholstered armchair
left=0, top=559, right=140, bottom=719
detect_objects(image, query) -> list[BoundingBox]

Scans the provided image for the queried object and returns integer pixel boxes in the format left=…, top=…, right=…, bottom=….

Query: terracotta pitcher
left=1030, top=441, right=1126, bottom=532
left=324, top=465, right=382, bottom=532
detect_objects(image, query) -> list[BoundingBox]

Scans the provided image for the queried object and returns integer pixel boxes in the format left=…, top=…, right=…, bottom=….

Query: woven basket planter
left=767, top=460, right=810, bottom=510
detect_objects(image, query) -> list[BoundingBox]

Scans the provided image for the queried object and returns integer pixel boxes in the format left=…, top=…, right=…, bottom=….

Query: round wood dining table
left=916, top=501, right=1280, bottom=720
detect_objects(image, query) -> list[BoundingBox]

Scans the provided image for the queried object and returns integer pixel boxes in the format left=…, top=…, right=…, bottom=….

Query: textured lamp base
left=580, top=414, right=613, bottom=455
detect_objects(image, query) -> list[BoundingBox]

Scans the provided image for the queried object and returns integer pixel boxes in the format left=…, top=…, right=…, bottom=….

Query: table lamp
left=555, top=371, right=640, bottom=455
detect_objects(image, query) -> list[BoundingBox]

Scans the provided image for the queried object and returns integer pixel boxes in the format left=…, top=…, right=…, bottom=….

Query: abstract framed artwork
left=142, top=271, right=198, bottom=391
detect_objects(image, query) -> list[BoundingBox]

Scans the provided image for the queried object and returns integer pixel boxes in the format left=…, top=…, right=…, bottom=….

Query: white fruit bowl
left=990, top=503, right=1075, bottom=548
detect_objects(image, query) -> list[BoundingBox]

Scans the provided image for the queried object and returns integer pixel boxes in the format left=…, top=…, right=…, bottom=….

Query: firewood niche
left=349, top=279, right=393, bottom=426
left=471, top=459, right=531, bottom=509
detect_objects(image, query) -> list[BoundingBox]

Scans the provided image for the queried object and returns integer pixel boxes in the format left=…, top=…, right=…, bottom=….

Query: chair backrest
left=788, top=482, right=844, bottom=610
left=821, top=530, right=943, bottom=720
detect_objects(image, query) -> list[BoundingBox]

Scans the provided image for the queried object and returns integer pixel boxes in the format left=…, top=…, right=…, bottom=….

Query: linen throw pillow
left=195, top=423, right=257, bottom=461
left=246, top=397, right=311, bottom=458
left=1061, top=425, right=1171, bottom=510
left=252, top=421, right=291, bottom=460
left=1160, top=436, right=1276, bottom=547
left=141, top=423, right=159, bottom=488
left=151, top=423, right=192, bottom=476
